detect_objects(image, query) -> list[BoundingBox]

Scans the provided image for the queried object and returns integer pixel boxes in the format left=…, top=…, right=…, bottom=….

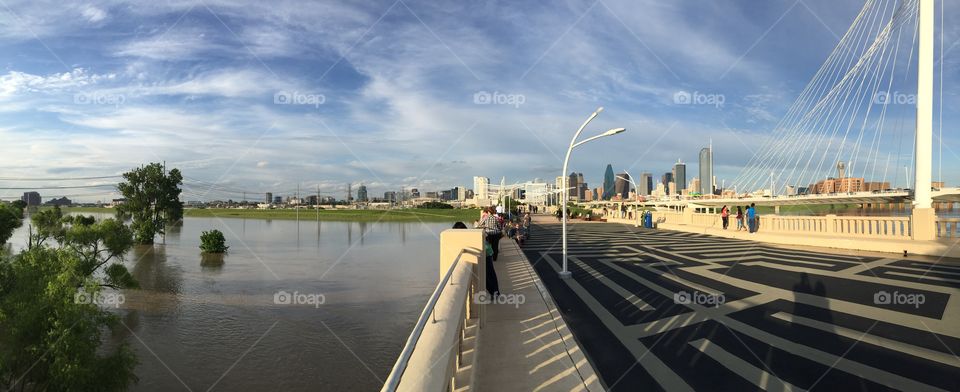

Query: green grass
left=62, top=206, right=482, bottom=222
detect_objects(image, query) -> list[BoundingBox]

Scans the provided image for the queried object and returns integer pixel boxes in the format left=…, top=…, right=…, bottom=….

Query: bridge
left=382, top=1, right=960, bottom=391
left=561, top=0, right=953, bottom=245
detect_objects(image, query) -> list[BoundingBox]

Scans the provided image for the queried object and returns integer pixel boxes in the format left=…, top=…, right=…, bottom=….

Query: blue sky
left=0, top=0, right=957, bottom=202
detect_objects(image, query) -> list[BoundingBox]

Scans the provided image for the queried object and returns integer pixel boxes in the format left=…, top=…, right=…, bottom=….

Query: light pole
left=560, top=107, right=625, bottom=279
left=617, top=173, right=640, bottom=227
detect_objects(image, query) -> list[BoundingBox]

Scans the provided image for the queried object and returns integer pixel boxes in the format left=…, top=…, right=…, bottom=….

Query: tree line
left=0, top=162, right=182, bottom=391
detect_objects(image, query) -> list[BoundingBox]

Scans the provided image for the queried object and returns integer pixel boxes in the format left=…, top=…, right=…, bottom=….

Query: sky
left=0, top=0, right=958, bottom=202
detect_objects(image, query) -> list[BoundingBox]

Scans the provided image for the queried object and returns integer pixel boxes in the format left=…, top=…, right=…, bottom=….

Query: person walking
left=747, top=203, right=757, bottom=233
left=735, top=206, right=745, bottom=231
left=721, top=205, right=729, bottom=230
left=477, top=207, right=502, bottom=260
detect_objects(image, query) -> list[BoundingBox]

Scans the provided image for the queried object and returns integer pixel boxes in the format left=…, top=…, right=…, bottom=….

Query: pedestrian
left=747, top=203, right=757, bottom=233
left=721, top=205, right=729, bottom=230
left=456, top=221, right=498, bottom=297
left=477, top=207, right=502, bottom=261
left=736, top=206, right=745, bottom=231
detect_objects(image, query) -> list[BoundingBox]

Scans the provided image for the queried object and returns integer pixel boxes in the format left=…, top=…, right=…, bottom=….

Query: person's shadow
left=789, top=273, right=842, bottom=388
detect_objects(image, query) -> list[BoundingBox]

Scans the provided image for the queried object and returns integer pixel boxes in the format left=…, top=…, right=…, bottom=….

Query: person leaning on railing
left=476, top=206, right=502, bottom=261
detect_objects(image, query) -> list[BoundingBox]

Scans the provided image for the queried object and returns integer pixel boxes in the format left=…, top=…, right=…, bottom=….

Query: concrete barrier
left=384, top=229, right=483, bottom=392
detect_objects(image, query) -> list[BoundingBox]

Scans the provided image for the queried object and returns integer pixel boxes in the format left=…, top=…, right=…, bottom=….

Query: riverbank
left=61, top=207, right=481, bottom=222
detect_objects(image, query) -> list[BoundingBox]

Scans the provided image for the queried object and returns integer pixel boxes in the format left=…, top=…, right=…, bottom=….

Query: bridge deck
left=521, top=216, right=960, bottom=391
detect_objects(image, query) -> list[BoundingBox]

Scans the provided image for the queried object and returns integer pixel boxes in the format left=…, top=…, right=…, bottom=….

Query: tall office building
left=614, top=172, right=630, bottom=200
left=357, top=184, right=368, bottom=202
left=265, top=192, right=273, bottom=204
left=699, top=144, right=714, bottom=195
left=639, top=172, right=652, bottom=195
left=673, top=160, right=687, bottom=195
left=474, top=176, right=490, bottom=202
left=568, top=172, right=580, bottom=200
left=602, top=164, right=615, bottom=201
left=661, top=172, right=673, bottom=195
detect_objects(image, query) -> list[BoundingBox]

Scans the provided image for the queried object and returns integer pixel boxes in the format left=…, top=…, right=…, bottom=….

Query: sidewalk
left=472, top=237, right=603, bottom=392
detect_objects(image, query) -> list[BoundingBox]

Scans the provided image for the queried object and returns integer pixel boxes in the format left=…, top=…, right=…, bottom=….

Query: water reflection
left=130, top=245, right=182, bottom=294
left=200, top=253, right=225, bottom=272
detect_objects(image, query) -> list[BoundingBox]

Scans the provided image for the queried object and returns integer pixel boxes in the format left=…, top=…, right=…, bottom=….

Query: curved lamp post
left=616, top=172, right=640, bottom=227
left=560, top=107, right=625, bottom=279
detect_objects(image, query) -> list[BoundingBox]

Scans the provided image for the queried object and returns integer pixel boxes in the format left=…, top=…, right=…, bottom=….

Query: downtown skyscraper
left=699, top=142, right=714, bottom=195
left=602, top=164, right=615, bottom=201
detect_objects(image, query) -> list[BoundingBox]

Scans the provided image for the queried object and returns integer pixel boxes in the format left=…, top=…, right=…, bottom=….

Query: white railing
left=761, top=215, right=828, bottom=234
left=936, top=218, right=960, bottom=238
left=382, top=232, right=483, bottom=392
left=684, top=213, right=910, bottom=239
left=832, top=216, right=911, bottom=238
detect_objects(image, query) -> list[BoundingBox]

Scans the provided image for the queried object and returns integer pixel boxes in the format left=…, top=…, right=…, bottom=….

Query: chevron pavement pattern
left=519, top=220, right=960, bottom=391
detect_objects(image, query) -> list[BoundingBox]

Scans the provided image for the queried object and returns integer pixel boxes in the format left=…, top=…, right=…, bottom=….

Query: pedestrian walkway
left=471, top=237, right=602, bottom=392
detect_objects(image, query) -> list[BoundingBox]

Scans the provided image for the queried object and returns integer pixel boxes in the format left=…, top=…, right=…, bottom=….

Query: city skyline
left=2, top=1, right=959, bottom=203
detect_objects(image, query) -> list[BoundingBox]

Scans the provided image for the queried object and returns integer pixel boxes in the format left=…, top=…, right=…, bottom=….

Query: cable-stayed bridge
left=583, top=0, right=956, bottom=242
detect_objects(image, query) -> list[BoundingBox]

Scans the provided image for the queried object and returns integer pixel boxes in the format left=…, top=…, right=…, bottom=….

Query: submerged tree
left=116, top=163, right=184, bottom=244
left=0, top=203, right=23, bottom=246
left=0, top=214, right=139, bottom=391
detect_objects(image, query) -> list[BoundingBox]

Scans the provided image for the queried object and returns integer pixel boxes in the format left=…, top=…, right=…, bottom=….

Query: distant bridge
left=582, top=187, right=960, bottom=209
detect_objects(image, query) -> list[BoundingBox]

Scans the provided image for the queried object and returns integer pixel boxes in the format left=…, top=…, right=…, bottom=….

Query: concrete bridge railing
left=936, top=218, right=960, bottom=238
left=602, top=210, right=960, bottom=241
left=382, top=229, right=484, bottom=392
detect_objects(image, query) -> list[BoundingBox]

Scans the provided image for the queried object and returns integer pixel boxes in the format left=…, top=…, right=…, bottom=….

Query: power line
left=0, top=184, right=116, bottom=190
left=0, top=175, right=121, bottom=181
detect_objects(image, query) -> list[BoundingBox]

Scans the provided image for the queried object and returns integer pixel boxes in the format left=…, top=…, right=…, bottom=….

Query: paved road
left=520, top=220, right=960, bottom=391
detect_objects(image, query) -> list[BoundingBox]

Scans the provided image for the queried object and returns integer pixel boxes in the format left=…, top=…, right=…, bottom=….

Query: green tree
left=419, top=201, right=454, bottom=209
left=0, top=203, right=23, bottom=246
left=29, top=206, right=66, bottom=247
left=0, top=215, right=139, bottom=391
left=11, top=200, right=26, bottom=211
left=116, top=163, right=184, bottom=244
left=199, top=229, right=228, bottom=253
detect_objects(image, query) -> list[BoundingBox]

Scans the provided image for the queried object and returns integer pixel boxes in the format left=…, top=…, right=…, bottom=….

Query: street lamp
left=616, top=172, right=640, bottom=227
left=560, top=107, right=625, bottom=279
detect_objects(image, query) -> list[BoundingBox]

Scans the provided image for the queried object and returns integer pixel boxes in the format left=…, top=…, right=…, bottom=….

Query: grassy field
left=62, top=207, right=482, bottom=222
